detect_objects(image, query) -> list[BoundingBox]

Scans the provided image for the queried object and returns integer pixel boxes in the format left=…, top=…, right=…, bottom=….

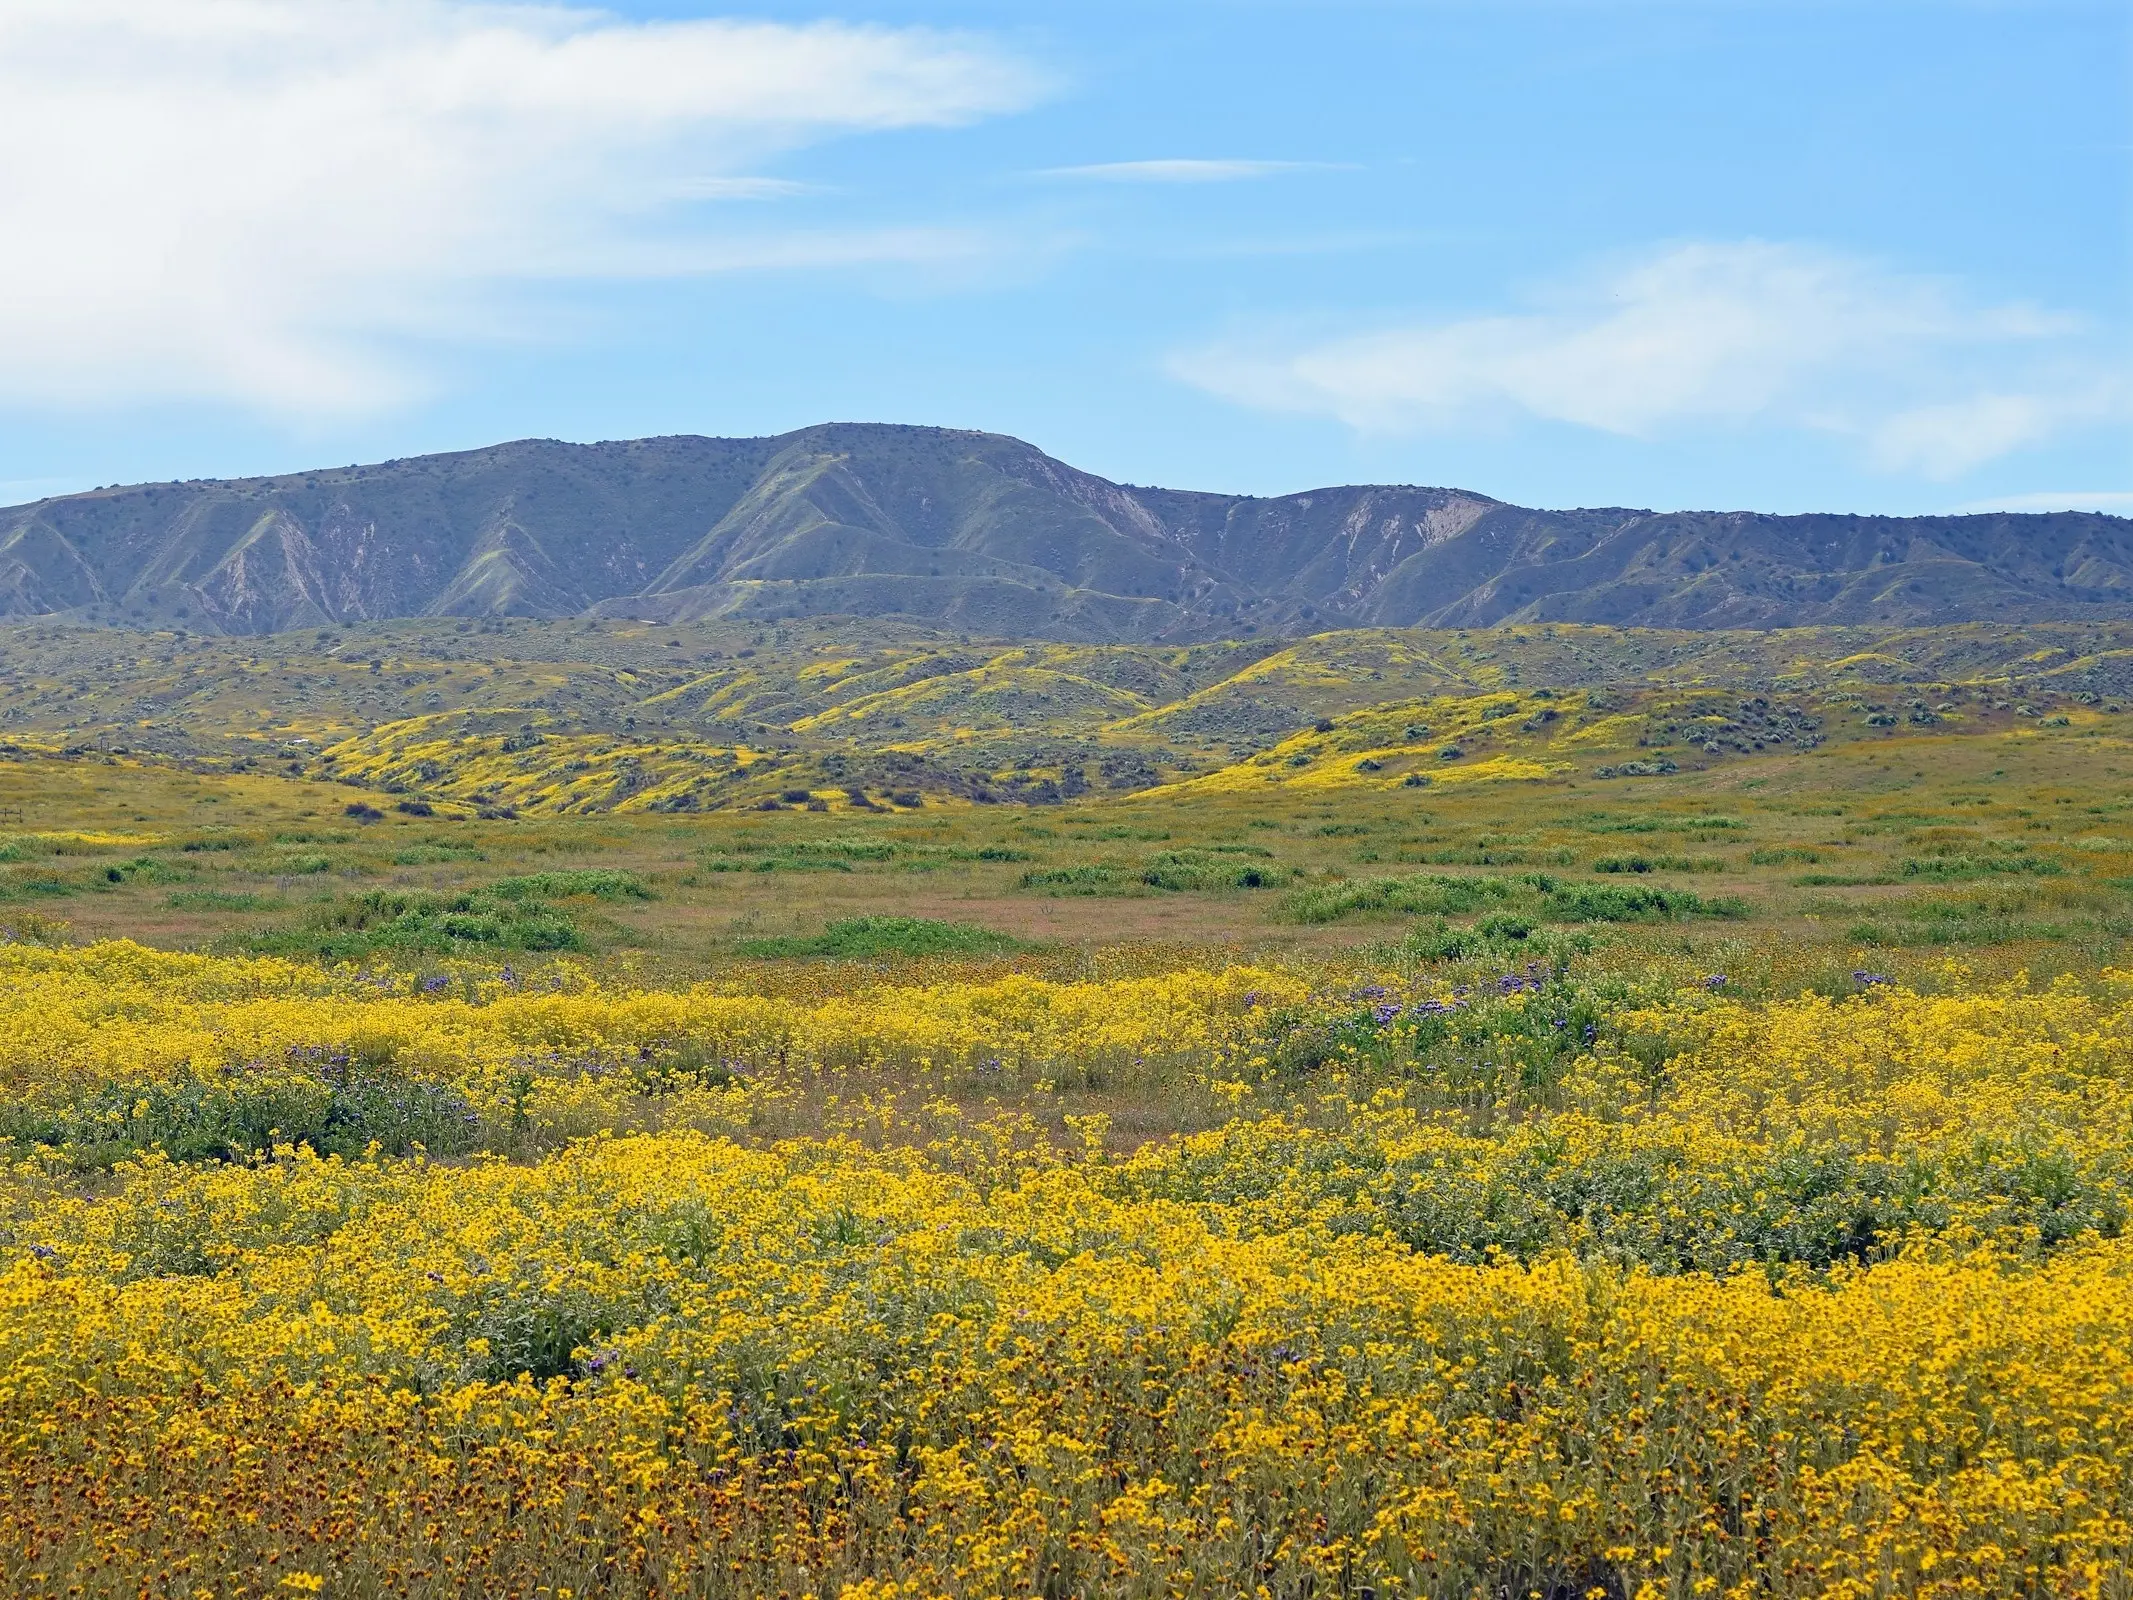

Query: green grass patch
left=703, top=835, right=897, bottom=871
left=1020, top=864, right=1137, bottom=896
left=0, top=872, right=79, bottom=900
left=1579, top=813, right=1743, bottom=835
left=392, top=843, right=488, bottom=865
left=488, top=869, right=652, bottom=901
left=1025, top=850, right=1287, bottom=897
left=1280, top=873, right=1520, bottom=925
left=736, top=916, right=1030, bottom=960
left=167, top=890, right=279, bottom=912
left=1404, top=845, right=1574, bottom=867
left=1898, top=854, right=2063, bottom=880
left=1386, top=915, right=1598, bottom=966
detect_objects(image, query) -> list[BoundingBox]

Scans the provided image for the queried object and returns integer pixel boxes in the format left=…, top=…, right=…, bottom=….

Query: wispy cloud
left=1037, top=159, right=1337, bottom=183
left=0, top=0, right=1042, bottom=416
left=1173, top=240, right=2125, bottom=479
left=1864, top=386, right=2126, bottom=480
left=1952, top=490, right=2133, bottom=515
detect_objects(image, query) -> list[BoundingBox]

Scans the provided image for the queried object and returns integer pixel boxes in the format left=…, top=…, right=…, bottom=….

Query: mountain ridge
left=4, top=422, right=2129, bottom=639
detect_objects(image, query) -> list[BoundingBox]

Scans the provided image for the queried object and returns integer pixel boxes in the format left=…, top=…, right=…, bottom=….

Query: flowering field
left=5, top=937, right=2133, bottom=1597
left=4, top=615, right=2132, bottom=1596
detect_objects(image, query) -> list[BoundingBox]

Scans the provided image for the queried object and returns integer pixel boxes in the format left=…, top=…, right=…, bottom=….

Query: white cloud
left=1174, top=240, right=2123, bottom=479
left=1866, top=384, right=2125, bottom=479
left=0, top=0, right=1041, bottom=414
left=1038, top=159, right=1332, bottom=183
left=1953, top=490, right=2133, bottom=515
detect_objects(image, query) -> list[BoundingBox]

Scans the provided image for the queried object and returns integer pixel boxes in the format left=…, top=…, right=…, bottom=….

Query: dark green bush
left=244, top=889, right=583, bottom=960
left=1544, top=882, right=1742, bottom=923
left=1139, top=850, right=1282, bottom=891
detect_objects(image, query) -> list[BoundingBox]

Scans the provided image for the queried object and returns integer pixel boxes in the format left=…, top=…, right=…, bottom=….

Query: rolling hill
left=3, top=423, right=2129, bottom=639
left=4, top=612, right=2130, bottom=812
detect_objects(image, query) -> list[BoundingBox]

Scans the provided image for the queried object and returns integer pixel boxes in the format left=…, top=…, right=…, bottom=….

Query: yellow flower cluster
left=3, top=943, right=2132, bottom=1595
left=6, top=1134, right=2131, bottom=1597
left=1121, top=973, right=2133, bottom=1271
left=0, top=940, right=1297, bottom=1157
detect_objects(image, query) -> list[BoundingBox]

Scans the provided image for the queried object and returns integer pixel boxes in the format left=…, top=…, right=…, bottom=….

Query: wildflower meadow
left=3, top=616, right=2132, bottom=1597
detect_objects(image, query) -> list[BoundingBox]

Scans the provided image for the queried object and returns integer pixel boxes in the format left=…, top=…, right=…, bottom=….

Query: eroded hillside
left=5, top=424, right=2129, bottom=638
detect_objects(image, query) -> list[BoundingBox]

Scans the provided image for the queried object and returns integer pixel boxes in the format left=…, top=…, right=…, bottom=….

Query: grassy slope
left=4, top=668, right=2128, bottom=982
left=3, top=617, right=2131, bottom=811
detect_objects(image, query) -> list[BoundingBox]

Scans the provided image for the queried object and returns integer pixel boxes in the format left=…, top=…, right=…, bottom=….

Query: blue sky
left=1, top=0, right=2125, bottom=514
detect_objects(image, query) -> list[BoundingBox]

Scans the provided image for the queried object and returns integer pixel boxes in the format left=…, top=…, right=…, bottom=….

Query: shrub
left=243, top=889, right=584, bottom=960
left=1544, top=882, right=1743, bottom=923
left=1139, top=850, right=1282, bottom=891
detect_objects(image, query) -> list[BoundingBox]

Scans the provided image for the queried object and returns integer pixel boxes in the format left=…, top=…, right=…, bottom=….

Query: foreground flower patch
left=4, top=943, right=2132, bottom=1596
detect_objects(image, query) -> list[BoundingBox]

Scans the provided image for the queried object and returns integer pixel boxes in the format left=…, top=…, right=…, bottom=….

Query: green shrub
left=1544, top=882, right=1743, bottom=923
left=1139, top=850, right=1283, bottom=891
left=1593, top=854, right=1724, bottom=874
left=243, top=889, right=583, bottom=960
left=108, top=856, right=191, bottom=885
